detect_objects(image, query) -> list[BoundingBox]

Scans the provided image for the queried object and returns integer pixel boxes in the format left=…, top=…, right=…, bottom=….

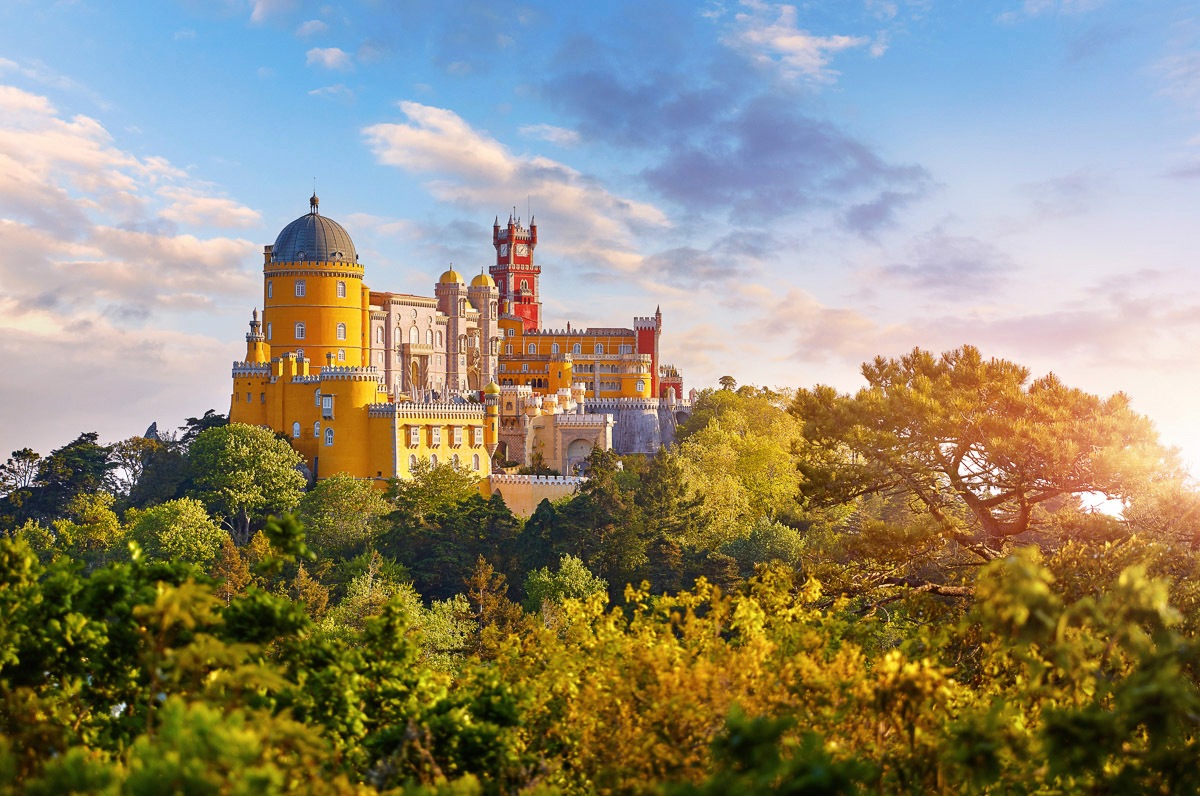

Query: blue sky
left=2, top=0, right=1199, bottom=469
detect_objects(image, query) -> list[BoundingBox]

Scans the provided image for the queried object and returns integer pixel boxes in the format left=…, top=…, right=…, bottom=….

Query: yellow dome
left=471, top=271, right=496, bottom=288
left=483, top=380, right=501, bottom=395
left=439, top=268, right=464, bottom=284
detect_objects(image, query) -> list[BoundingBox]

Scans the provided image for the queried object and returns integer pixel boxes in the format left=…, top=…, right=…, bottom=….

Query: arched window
left=313, top=421, right=320, bottom=437
left=324, top=428, right=334, bottom=446
left=490, top=301, right=497, bottom=317
left=376, top=327, right=384, bottom=344
left=295, top=348, right=304, bottom=359
left=409, top=326, right=419, bottom=346
left=436, top=330, right=443, bottom=347
left=636, top=379, right=646, bottom=392
left=336, top=280, right=346, bottom=298
left=459, top=298, right=467, bottom=316
left=409, top=454, right=418, bottom=470
left=337, top=349, right=346, bottom=361
left=295, top=322, right=306, bottom=340
left=472, top=454, right=480, bottom=471
left=336, top=323, right=346, bottom=340
left=572, top=343, right=581, bottom=355
left=527, top=343, right=536, bottom=354
left=266, top=323, right=272, bottom=341
left=430, top=453, right=438, bottom=466
left=452, top=453, right=460, bottom=468
left=427, top=329, right=434, bottom=346
left=292, top=422, right=301, bottom=438
left=294, top=279, right=306, bottom=297
left=551, top=343, right=560, bottom=354
left=315, top=389, right=321, bottom=406
left=266, top=281, right=273, bottom=299
left=520, top=279, right=529, bottom=291
left=595, top=344, right=604, bottom=354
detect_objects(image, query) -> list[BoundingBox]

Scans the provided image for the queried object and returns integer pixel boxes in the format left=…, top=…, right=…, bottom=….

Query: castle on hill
left=228, top=195, right=688, bottom=511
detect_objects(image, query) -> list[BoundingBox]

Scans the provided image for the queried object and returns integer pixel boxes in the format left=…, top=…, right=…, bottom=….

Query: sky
left=1, top=0, right=1199, bottom=469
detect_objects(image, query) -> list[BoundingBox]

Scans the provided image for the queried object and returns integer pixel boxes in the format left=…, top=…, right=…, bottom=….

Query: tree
left=178, top=409, right=229, bottom=448
left=793, top=346, right=1169, bottom=560
left=210, top=534, right=251, bottom=603
left=386, top=459, right=480, bottom=524
left=126, top=497, right=225, bottom=566
left=523, top=554, right=608, bottom=612
left=0, top=448, right=40, bottom=497
left=188, top=424, right=306, bottom=544
left=21, top=433, right=113, bottom=523
left=718, top=375, right=737, bottom=391
left=106, top=436, right=165, bottom=503
left=298, top=472, right=390, bottom=559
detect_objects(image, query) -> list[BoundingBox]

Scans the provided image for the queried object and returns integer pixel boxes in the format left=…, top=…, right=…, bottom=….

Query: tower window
left=376, top=327, right=384, bottom=344
left=313, top=421, right=320, bottom=437
left=295, top=279, right=306, bottom=297
left=427, top=329, right=434, bottom=346
left=336, top=280, right=346, bottom=298
left=296, top=348, right=304, bottom=359
left=292, top=422, right=301, bottom=438
left=315, top=388, right=321, bottom=406
left=337, top=349, right=345, bottom=361
left=637, top=379, right=646, bottom=392
left=267, top=281, right=273, bottom=299
left=324, top=428, right=334, bottom=446
left=260, top=392, right=265, bottom=403
left=336, top=323, right=347, bottom=340
left=437, top=331, right=443, bottom=347
left=266, top=323, right=272, bottom=341
left=520, top=279, right=529, bottom=291
left=295, top=322, right=306, bottom=340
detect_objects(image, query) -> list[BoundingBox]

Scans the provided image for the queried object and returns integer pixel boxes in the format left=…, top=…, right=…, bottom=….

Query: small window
left=636, top=379, right=646, bottom=392
left=315, top=388, right=321, bottom=406
left=292, top=422, right=301, bottom=438
left=472, top=453, right=480, bottom=471
left=336, top=281, right=346, bottom=298
left=409, top=454, right=418, bottom=470
left=266, top=281, right=273, bottom=299
left=376, top=327, right=384, bottom=344
left=437, top=331, right=443, bottom=347
left=295, top=279, right=306, bottom=297
left=296, top=348, right=304, bottom=359
left=520, top=279, right=529, bottom=291
left=595, top=344, right=604, bottom=354
left=431, top=427, right=441, bottom=446
left=266, top=322, right=272, bottom=341
left=551, top=343, right=560, bottom=354
left=472, top=427, right=483, bottom=447
left=430, top=453, right=438, bottom=466
left=427, top=329, right=433, bottom=346
left=295, top=322, right=306, bottom=340
left=260, top=392, right=265, bottom=403
left=336, top=323, right=346, bottom=340
left=452, top=453, right=460, bottom=468
left=505, top=344, right=513, bottom=355
left=572, top=343, right=581, bottom=355
left=313, top=421, right=320, bottom=437
left=338, top=349, right=346, bottom=361
left=324, top=428, right=334, bottom=446
left=522, top=363, right=528, bottom=372
left=506, top=328, right=514, bottom=337
left=452, top=426, right=462, bottom=447
left=246, top=392, right=251, bottom=403
left=527, top=343, right=536, bottom=354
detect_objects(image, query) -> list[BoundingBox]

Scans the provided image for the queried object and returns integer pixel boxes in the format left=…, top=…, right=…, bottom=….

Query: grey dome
left=271, top=195, right=357, bottom=263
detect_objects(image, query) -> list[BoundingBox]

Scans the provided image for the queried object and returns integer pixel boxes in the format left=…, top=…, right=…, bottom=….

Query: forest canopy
left=1, top=346, right=1198, bottom=794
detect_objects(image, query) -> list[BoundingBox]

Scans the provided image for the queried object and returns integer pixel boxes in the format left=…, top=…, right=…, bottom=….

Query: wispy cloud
left=309, top=83, right=355, bottom=101
left=519, top=123, right=580, bottom=146
left=306, top=47, right=353, bottom=71
left=724, top=0, right=869, bottom=83
left=296, top=19, right=328, bottom=37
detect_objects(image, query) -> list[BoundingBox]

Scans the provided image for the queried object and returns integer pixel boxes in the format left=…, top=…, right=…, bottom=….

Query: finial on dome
left=252, top=308, right=259, bottom=322
left=309, top=191, right=319, bottom=214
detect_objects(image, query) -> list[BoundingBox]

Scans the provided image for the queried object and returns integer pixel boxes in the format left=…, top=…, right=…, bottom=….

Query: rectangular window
left=619, top=344, right=633, bottom=354
left=336, top=280, right=346, bottom=298
left=452, top=426, right=463, bottom=447
left=267, top=281, right=273, bottom=298
left=408, top=426, right=420, bottom=447
left=430, top=426, right=441, bottom=446
left=295, top=322, right=306, bottom=340
left=266, top=323, right=272, bottom=341
left=295, top=279, right=306, bottom=297
left=260, top=392, right=265, bottom=403
left=472, top=427, right=483, bottom=447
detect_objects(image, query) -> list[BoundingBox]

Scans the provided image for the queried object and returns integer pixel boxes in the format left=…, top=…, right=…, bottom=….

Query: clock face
left=514, top=243, right=529, bottom=257
left=499, top=243, right=509, bottom=257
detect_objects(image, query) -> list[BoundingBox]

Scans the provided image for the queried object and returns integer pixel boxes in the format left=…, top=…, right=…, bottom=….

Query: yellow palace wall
left=495, top=317, right=653, bottom=399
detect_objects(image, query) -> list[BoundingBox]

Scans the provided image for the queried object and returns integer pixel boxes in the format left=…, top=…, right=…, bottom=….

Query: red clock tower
left=490, top=213, right=541, bottom=331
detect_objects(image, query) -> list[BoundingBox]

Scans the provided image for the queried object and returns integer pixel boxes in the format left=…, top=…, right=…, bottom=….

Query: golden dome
left=483, top=380, right=501, bottom=395
left=471, top=271, right=496, bottom=288
left=438, top=268, right=465, bottom=284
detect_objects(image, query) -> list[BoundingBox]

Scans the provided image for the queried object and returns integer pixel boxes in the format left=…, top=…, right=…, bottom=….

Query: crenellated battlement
left=586, top=397, right=662, bottom=410
left=547, top=413, right=614, bottom=427
left=320, top=365, right=383, bottom=383
left=489, top=474, right=585, bottom=487
left=368, top=402, right=487, bottom=421
left=232, top=362, right=271, bottom=376
left=633, top=316, right=658, bottom=329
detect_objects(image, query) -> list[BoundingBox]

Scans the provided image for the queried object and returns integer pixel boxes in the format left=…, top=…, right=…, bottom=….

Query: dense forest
left=2, top=345, right=1199, bottom=794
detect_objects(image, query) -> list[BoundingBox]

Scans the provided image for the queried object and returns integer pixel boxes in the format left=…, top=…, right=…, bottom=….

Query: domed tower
left=435, top=267, right=468, bottom=392
left=468, top=270, right=499, bottom=390
left=262, top=194, right=365, bottom=370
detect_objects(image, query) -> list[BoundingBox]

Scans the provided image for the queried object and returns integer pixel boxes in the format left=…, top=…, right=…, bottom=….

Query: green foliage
left=126, top=497, right=225, bottom=565
left=188, top=424, right=306, bottom=544
left=299, top=472, right=390, bottom=559
left=523, top=554, right=608, bottom=612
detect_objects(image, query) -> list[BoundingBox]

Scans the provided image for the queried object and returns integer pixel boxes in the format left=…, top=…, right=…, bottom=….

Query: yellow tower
left=262, top=193, right=365, bottom=370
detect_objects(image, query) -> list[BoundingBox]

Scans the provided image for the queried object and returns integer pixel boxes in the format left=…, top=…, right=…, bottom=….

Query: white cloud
left=250, top=0, right=296, bottom=24
left=296, top=19, right=329, bottom=37
left=519, top=124, right=581, bottom=146
left=0, top=83, right=260, bottom=457
left=998, top=0, right=1104, bottom=22
left=306, top=47, right=353, bottom=71
left=725, top=1, right=869, bottom=82
left=309, top=83, right=355, bottom=101
left=363, top=102, right=668, bottom=275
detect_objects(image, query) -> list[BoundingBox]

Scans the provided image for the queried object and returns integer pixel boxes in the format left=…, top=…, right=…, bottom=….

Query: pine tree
left=210, top=534, right=251, bottom=603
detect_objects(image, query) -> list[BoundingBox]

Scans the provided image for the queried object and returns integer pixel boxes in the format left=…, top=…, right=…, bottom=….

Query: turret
left=244, top=308, right=268, bottom=363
